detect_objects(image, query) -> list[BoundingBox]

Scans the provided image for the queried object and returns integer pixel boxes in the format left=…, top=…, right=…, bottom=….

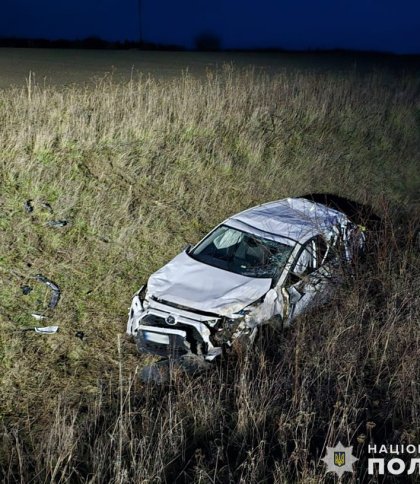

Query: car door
left=282, top=236, right=335, bottom=325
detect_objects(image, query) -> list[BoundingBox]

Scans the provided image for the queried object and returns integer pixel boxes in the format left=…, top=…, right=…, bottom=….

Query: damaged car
left=127, top=197, right=365, bottom=376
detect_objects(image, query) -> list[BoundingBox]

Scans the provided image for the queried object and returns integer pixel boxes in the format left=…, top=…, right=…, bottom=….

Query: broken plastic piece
left=24, top=200, right=34, bottom=213
left=21, top=285, right=32, bottom=295
left=34, top=274, right=61, bottom=309
left=75, top=331, right=85, bottom=340
left=31, top=312, right=47, bottom=320
left=46, top=220, right=68, bottom=228
left=34, top=326, right=59, bottom=334
left=41, top=201, right=53, bottom=213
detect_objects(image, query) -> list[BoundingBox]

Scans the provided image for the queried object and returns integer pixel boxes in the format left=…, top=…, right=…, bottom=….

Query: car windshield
left=189, top=225, right=293, bottom=278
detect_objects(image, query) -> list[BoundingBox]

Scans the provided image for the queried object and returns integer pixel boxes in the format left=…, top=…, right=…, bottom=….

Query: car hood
left=147, top=251, right=272, bottom=316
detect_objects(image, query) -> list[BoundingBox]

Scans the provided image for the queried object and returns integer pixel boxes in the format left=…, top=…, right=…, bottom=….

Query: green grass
left=0, top=66, right=419, bottom=482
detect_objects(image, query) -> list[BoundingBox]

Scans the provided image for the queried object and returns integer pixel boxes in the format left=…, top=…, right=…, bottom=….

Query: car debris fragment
left=18, top=272, right=61, bottom=321
left=127, top=196, right=370, bottom=380
left=19, top=325, right=59, bottom=334
left=75, top=331, right=85, bottom=340
left=41, top=201, right=53, bottom=213
left=46, top=220, right=68, bottom=228
left=21, top=285, right=32, bottom=295
left=34, top=325, right=59, bottom=334
left=23, top=199, right=69, bottom=227
left=34, top=274, right=61, bottom=309
left=31, top=312, right=47, bottom=321
left=24, top=200, right=34, bottom=213
left=19, top=326, right=60, bottom=334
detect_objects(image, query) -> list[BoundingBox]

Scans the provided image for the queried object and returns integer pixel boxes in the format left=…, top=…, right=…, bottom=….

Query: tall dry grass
left=0, top=65, right=419, bottom=482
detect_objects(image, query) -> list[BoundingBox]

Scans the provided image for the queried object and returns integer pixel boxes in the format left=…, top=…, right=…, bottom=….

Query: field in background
left=0, top=65, right=419, bottom=482
left=1, top=48, right=420, bottom=89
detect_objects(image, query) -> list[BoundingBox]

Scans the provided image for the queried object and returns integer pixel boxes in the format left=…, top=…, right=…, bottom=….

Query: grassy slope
left=0, top=66, right=419, bottom=482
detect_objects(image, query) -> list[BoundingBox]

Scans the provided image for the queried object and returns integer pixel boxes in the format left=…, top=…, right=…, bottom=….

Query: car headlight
left=134, top=284, right=148, bottom=309
left=234, top=308, right=252, bottom=317
left=205, top=319, right=218, bottom=328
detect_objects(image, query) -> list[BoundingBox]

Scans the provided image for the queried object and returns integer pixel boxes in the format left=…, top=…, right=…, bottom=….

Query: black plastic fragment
left=46, top=220, right=68, bottom=228
left=24, top=200, right=34, bottom=213
left=21, top=285, right=32, bottom=295
left=75, top=331, right=85, bottom=340
left=34, top=274, right=61, bottom=309
left=41, top=201, right=53, bottom=213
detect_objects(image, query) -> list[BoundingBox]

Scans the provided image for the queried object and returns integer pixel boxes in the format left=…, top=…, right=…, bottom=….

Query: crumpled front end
left=127, top=288, right=225, bottom=362
left=127, top=283, right=284, bottom=364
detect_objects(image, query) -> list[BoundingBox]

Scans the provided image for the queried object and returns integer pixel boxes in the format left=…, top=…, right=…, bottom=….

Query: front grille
left=143, top=313, right=166, bottom=326
left=140, top=312, right=204, bottom=355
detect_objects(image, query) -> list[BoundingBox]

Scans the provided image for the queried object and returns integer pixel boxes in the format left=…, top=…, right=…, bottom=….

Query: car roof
left=223, top=197, right=349, bottom=246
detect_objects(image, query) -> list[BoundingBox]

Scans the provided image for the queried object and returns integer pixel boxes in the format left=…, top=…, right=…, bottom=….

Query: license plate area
left=137, top=325, right=189, bottom=357
left=143, top=331, right=170, bottom=345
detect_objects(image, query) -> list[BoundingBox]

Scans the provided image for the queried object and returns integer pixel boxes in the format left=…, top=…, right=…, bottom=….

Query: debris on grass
left=75, top=331, right=85, bottom=340
left=31, top=312, right=47, bottom=320
left=24, top=199, right=34, bottom=213
left=23, top=199, right=69, bottom=227
left=21, top=285, right=33, bottom=295
left=41, top=201, right=53, bottom=213
left=34, top=325, right=59, bottom=334
left=34, top=274, right=61, bottom=309
left=46, top=220, right=69, bottom=228
left=20, top=325, right=60, bottom=334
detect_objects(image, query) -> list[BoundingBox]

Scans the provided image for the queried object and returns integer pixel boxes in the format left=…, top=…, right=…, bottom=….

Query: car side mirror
left=184, top=243, right=193, bottom=254
left=287, top=271, right=311, bottom=286
left=287, top=272, right=301, bottom=286
left=288, top=286, right=304, bottom=304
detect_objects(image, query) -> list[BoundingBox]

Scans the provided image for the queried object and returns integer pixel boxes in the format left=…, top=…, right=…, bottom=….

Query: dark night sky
left=1, top=0, right=420, bottom=53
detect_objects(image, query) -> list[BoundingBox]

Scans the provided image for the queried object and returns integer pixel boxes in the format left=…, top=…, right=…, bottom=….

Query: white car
left=127, top=197, right=365, bottom=373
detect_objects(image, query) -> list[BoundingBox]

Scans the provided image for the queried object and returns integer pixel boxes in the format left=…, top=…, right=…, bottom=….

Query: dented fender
left=244, top=288, right=284, bottom=328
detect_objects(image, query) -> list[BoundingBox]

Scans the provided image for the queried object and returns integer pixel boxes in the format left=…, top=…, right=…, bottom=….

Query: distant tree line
left=0, top=33, right=223, bottom=51
left=0, top=36, right=185, bottom=50
left=1, top=33, right=226, bottom=52
left=0, top=35, right=417, bottom=57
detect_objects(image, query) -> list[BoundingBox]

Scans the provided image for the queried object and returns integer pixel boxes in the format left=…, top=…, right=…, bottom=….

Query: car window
left=287, top=236, right=334, bottom=286
left=316, top=237, right=327, bottom=265
left=293, top=241, right=316, bottom=276
left=189, top=224, right=293, bottom=279
left=315, top=235, right=336, bottom=266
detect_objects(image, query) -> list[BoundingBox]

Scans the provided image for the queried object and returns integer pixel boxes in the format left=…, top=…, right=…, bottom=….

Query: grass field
left=0, top=65, right=419, bottom=482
